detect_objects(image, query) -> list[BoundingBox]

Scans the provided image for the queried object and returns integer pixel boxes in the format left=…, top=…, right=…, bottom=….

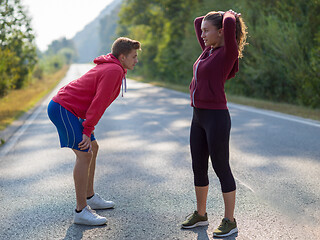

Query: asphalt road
left=0, top=64, right=319, bottom=240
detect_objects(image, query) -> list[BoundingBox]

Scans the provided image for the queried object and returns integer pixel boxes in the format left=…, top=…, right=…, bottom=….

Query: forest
left=118, top=0, right=320, bottom=108
left=0, top=0, right=76, bottom=97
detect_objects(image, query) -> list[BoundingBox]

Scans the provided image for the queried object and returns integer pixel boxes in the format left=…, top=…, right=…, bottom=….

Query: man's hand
left=78, top=134, right=92, bottom=152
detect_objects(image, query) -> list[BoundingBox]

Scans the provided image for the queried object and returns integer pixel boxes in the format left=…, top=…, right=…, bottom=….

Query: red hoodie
left=189, top=12, right=239, bottom=109
left=52, top=53, right=126, bottom=137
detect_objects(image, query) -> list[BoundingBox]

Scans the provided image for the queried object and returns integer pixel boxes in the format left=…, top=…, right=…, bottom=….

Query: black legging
left=190, top=107, right=236, bottom=193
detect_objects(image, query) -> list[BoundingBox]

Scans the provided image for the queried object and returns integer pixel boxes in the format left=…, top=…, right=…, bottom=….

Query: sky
left=22, top=0, right=113, bottom=51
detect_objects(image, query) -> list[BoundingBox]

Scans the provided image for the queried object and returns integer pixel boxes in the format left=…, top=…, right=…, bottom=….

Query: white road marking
left=228, top=103, right=320, bottom=128
left=235, top=177, right=255, bottom=192
left=0, top=102, right=45, bottom=158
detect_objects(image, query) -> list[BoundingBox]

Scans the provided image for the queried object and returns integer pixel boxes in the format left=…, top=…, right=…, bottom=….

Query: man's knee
left=73, top=150, right=92, bottom=165
left=91, top=140, right=99, bottom=153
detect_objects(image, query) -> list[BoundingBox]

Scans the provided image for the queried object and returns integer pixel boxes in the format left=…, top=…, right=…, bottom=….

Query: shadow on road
left=181, top=226, right=210, bottom=240
left=181, top=226, right=238, bottom=240
left=63, top=224, right=108, bottom=240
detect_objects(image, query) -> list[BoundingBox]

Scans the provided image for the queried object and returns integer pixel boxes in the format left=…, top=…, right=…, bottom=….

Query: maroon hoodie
left=189, top=12, right=239, bottom=109
left=52, top=53, right=126, bottom=137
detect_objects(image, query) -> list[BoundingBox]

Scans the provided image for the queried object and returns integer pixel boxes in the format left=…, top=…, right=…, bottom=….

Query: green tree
left=119, top=0, right=199, bottom=82
left=227, top=0, right=320, bottom=106
left=46, top=37, right=76, bottom=56
left=0, top=0, right=37, bottom=92
left=0, top=48, right=20, bottom=96
left=37, top=37, right=77, bottom=74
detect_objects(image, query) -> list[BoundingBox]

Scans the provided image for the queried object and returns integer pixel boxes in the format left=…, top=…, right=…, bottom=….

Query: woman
left=181, top=10, right=247, bottom=237
left=47, top=37, right=140, bottom=225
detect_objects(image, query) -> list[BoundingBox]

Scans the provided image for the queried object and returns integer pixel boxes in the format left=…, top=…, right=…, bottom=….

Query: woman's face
left=201, top=20, right=223, bottom=48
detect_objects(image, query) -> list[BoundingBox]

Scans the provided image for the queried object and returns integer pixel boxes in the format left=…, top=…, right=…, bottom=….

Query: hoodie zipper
left=192, top=60, right=201, bottom=107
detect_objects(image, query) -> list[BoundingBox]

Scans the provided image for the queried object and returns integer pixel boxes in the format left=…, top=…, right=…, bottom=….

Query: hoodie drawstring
left=121, top=76, right=127, bottom=97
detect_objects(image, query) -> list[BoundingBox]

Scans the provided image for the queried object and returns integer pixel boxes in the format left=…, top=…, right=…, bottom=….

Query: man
left=47, top=37, right=140, bottom=225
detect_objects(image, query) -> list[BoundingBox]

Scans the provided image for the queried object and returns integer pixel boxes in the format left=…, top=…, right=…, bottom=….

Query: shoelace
left=87, top=206, right=98, bottom=216
left=218, top=219, right=229, bottom=229
left=185, top=212, right=196, bottom=220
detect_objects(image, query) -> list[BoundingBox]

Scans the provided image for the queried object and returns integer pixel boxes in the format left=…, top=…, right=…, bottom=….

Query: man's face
left=119, top=50, right=138, bottom=70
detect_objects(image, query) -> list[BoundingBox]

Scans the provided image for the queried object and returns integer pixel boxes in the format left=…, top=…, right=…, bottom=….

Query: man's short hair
left=111, top=37, right=141, bottom=58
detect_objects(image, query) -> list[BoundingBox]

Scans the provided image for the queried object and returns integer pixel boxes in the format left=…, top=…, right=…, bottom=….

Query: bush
left=0, top=48, right=20, bottom=96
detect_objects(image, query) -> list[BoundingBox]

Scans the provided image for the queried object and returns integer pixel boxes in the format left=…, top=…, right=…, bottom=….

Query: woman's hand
left=228, top=9, right=241, bottom=17
left=78, top=134, right=92, bottom=152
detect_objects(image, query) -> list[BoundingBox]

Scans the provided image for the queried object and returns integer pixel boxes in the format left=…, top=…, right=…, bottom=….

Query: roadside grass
left=0, top=66, right=69, bottom=131
left=129, top=75, right=320, bottom=122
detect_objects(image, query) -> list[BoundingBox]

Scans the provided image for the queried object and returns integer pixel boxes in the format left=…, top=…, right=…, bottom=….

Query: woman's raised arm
left=194, top=16, right=205, bottom=51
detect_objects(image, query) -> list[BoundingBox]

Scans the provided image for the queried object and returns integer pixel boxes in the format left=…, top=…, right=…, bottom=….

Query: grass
left=128, top=74, right=320, bottom=122
left=0, top=66, right=69, bottom=131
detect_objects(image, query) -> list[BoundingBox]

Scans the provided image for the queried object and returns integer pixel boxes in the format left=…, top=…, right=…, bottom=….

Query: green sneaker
left=213, top=218, right=238, bottom=237
left=181, top=211, right=209, bottom=229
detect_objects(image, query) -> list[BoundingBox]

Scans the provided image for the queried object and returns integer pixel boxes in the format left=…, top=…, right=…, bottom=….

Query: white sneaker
left=74, top=205, right=107, bottom=225
left=87, top=193, right=115, bottom=210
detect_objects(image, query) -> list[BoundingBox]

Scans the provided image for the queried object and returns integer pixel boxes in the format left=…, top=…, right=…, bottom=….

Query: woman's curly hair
left=204, top=11, right=248, bottom=58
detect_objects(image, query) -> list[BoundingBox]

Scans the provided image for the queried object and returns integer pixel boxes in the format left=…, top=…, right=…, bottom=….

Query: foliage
left=118, top=0, right=320, bottom=108
left=118, top=0, right=200, bottom=83
left=46, top=37, right=74, bottom=55
left=0, top=0, right=76, bottom=98
left=30, top=37, right=77, bottom=80
left=45, top=37, right=77, bottom=63
left=228, top=0, right=320, bottom=107
left=0, top=48, right=20, bottom=96
left=0, top=0, right=37, bottom=95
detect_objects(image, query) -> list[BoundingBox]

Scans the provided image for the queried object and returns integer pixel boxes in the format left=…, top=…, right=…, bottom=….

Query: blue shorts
left=47, top=100, right=96, bottom=152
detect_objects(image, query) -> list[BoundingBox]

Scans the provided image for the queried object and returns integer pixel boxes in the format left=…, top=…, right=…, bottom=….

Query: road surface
left=0, top=64, right=319, bottom=240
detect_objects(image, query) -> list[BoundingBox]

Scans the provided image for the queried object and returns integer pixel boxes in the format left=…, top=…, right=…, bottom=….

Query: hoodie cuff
left=83, top=128, right=93, bottom=138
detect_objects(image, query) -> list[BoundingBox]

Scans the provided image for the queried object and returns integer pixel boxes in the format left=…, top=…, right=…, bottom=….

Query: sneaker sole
left=213, top=227, right=238, bottom=237
left=181, top=220, right=209, bottom=229
left=74, top=219, right=107, bottom=226
left=90, top=205, right=115, bottom=210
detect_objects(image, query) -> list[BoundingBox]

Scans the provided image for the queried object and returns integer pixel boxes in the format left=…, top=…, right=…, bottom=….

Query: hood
left=93, top=53, right=127, bottom=74
left=94, top=53, right=128, bottom=97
